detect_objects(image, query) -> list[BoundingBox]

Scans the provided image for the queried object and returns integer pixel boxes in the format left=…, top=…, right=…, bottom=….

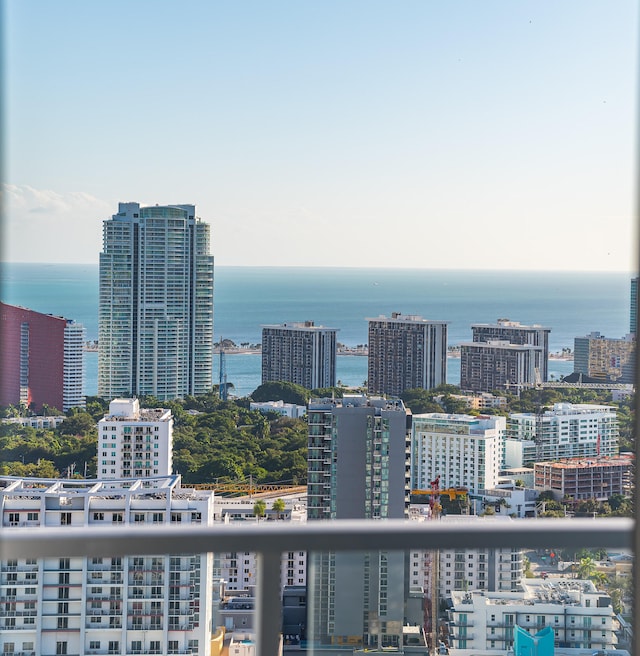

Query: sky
left=2, top=1, right=638, bottom=271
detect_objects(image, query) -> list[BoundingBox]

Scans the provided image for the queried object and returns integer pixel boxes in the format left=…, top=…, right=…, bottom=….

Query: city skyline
left=3, top=1, right=638, bottom=272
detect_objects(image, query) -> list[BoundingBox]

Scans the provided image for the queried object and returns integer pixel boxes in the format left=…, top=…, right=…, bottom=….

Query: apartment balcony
left=2, top=518, right=634, bottom=656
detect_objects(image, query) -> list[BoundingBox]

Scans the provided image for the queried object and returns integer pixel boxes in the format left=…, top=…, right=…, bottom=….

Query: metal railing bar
left=256, top=550, right=283, bottom=656
left=0, top=518, right=632, bottom=560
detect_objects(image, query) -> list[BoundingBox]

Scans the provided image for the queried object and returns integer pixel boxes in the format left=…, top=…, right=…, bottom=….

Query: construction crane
left=219, top=338, right=228, bottom=401
left=411, top=486, right=468, bottom=502
left=424, top=474, right=442, bottom=654
left=191, top=480, right=306, bottom=497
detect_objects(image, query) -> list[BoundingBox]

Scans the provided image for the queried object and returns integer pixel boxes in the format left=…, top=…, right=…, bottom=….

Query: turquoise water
left=2, top=264, right=630, bottom=397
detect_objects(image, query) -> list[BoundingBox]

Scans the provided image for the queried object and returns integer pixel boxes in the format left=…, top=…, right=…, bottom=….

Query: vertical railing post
left=255, top=550, right=282, bottom=656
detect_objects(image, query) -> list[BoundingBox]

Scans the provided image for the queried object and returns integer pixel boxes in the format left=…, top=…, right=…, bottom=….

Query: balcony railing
left=1, top=517, right=635, bottom=656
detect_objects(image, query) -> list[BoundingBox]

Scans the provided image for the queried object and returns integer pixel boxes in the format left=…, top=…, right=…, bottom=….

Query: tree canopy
left=250, top=381, right=311, bottom=405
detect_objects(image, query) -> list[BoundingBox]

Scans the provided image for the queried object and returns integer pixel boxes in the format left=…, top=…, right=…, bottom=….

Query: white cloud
left=2, top=184, right=112, bottom=263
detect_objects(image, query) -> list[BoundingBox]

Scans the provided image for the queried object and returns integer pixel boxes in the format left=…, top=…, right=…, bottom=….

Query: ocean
left=1, top=264, right=631, bottom=398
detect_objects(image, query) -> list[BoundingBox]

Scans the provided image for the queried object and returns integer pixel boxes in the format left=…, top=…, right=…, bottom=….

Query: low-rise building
left=249, top=400, right=306, bottom=418
left=448, top=578, right=617, bottom=653
left=534, top=455, right=633, bottom=501
left=1, top=415, right=66, bottom=429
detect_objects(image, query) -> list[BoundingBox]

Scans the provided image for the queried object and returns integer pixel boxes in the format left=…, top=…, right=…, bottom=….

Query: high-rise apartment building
left=471, top=318, right=551, bottom=380
left=573, top=331, right=635, bottom=384
left=408, top=516, right=524, bottom=596
left=367, top=313, right=448, bottom=397
left=261, top=321, right=337, bottom=389
left=97, top=398, right=173, bottom=479
left=505, top=402, right=619, bottom=468
left=307, top=395, right=410, bottom=649
left=411, top=413, right=505, bottom=496
left=0, top=475, right=213, bottom=656
left=460, top=340, right=544, bottom=393
left=0, top=302, right=84, bottom=412
left=98, top=202, right=214, bottom=401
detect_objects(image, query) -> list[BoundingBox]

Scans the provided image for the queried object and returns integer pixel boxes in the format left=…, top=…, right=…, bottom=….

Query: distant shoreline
left=86, top=343, right=574, bottom=361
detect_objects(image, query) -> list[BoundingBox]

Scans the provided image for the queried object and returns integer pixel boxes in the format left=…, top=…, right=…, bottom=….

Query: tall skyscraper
left=367, top=313, right=448, bottom=397
left=471, top=318, right=551, bottom=380
left=98, top=203, right=214, bottom=401
left=307, top=395, right=410, bottom=649
left=261, top=321, right=338, bottom=389
left=0, top=302, right=84, bottom=412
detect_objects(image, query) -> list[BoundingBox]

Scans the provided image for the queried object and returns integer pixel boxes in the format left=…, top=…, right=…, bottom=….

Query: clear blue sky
left=3, top=1, right=638, bottom=270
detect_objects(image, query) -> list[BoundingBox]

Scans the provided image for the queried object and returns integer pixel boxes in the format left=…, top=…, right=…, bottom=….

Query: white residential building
left=411, top=414, right=506, bottom=496
left=0, top=476, right=214, bottom=656
left=249, top=400, right=306, bottom=418
left=407, top=515, right=524, bottom=599
left=212, top=498, right=308, bottom=592
left=448, top=578, right=617, bottom=654
left=1, top=415, right=66, bottom=430
left=505, top=402, right=619, bottom=468
left=97, top=398, right=173, bottom=479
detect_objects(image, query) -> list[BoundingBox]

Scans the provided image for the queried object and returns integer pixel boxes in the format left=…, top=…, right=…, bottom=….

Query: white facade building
left=0, top=476, right=214, bottom=656
left=212, top=498, right=308, bottom=592
left=97, top=399, right=173, bottom=479
left=249, top=400, right=306, bottom=419
left=98, top=202, right=214, bottom=401
left=408, top=515, right=524, bottom=600
left=411, top=414, right=506, bottom=496
left=63, top=321, right=86, bottom=411
left=505, top=403, right=619, bottom=468
left=448, top=578, right=617, bottom=654
left=1, top=415, right=66, bottom=430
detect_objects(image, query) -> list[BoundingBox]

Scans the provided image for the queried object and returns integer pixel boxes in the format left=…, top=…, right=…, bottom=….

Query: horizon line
left=2, top=261, right=637, bottom=276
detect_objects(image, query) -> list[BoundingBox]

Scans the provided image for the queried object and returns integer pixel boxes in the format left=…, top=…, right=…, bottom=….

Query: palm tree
left=272, top=498, right=286, bottom=519
left=253, top=499, right=266, bottom=520
left=577, top=555, right=597, bottom=580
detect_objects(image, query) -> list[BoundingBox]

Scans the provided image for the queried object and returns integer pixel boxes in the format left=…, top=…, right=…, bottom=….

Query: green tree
left=253, top=499, right=266, bottom=520
left=251, top=381, right=310, bottom=405
left=59, top=412, right=96, bottom=436
left=272, top=498, right=286, bottom=519
left=400, top=388, right=441, bottom=414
